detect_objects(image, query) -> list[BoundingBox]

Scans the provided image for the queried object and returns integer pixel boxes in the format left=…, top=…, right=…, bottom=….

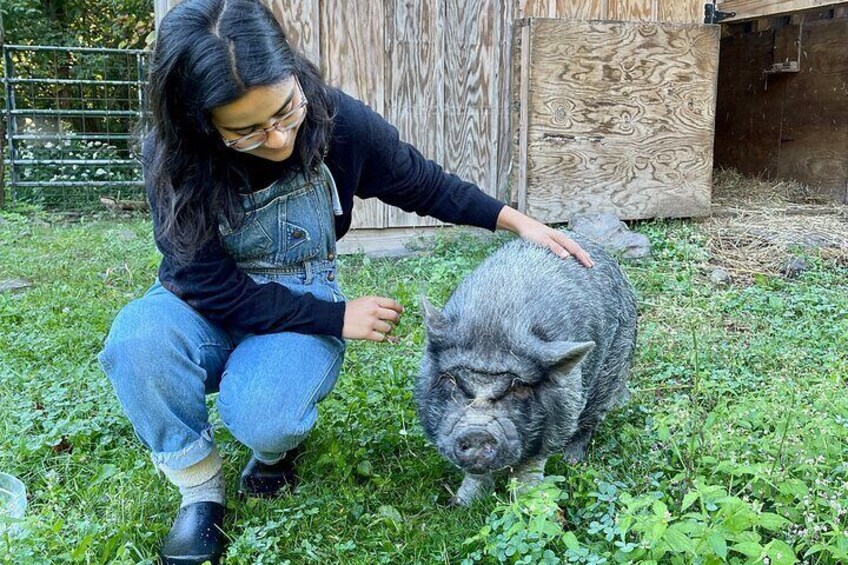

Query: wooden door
left=513, top=17, right=720, bottom=221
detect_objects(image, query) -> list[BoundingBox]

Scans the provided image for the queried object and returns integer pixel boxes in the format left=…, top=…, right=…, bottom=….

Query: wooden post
left=154, top=0, right=175, bottom=29
left=0, top=8, right=5, bottom=208
left=516, top=19, right=531, bottom=214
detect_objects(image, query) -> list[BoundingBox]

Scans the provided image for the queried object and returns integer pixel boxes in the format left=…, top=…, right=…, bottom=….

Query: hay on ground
left=699, top=169, right=848, bottom=279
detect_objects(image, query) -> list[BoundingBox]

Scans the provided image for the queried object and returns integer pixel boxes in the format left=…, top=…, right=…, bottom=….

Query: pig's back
left=445, top=231, right=637, bottom=394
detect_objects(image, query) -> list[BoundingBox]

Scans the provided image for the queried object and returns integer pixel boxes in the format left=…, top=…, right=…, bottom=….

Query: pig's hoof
left=564, top=430, right=593, bottom=464
left=448, top=495, right=471, bottom=507
left=564, top=447, right=588, bottom=465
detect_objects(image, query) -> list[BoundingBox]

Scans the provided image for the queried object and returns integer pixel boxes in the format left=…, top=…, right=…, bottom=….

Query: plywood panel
left=518, top=0, right=606, bottom=18
left=517, top=0, right=706, bottom=22
left=444, top=108, right=497, bottom=190
left=495, top=1, right=515, bottom=202
left=555, top=0, right=607, bottom=19
left=517, top=0, right=554, bottom=18
left=386, top=0, right=445, bottom=227
left=520, top=19, right=719, bottom=221
left=658, top=0, right=705, bottom=24
left=320, top=0, right=385, bottom=113
left=320, top=0, right=388, bottom=229
left=265, top=0, right=320, bottom=64
left=442, top=0, right=499, bottom=194
left=608, top=0, right=655, bottom=21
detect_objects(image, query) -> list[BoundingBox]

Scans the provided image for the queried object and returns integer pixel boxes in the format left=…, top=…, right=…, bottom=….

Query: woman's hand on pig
left=496, top=206, right=594, bottom=268
left=343, top=296, right=404, bottom=342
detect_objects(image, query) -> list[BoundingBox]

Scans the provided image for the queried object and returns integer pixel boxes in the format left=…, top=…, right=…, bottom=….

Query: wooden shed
left=154, top=0, right=848, bottom=251
left=713, top=1, right=848, bottom=204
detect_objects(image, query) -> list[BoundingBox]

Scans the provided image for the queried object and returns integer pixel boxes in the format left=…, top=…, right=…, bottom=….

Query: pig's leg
left=510, top=458, right=547, bottom=493
left=563, top=428, right=594, bottom=464
left=615, top=383, right=632, bottom=407
left=452, top=474, right=495, bottom=506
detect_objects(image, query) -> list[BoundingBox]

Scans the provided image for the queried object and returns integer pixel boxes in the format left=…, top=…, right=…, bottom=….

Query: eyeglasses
left=222, top=77, right=308, bottom=152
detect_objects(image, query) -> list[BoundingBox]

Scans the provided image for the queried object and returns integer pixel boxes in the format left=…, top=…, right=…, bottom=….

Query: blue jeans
left=98, top=270, right=345, bottom=470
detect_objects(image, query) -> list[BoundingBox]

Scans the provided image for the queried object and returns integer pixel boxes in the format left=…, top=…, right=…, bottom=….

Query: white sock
left=159, top=447, right=226, bottom=508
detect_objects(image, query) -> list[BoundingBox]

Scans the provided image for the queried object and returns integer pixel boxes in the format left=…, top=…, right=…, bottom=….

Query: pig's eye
left=438, top=374, right=458, bottom=390
left=509, top=382, right=534, bottom=400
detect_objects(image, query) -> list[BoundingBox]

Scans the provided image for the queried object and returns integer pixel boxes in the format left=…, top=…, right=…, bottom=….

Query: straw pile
left=700, top=169, right=848, bottom=279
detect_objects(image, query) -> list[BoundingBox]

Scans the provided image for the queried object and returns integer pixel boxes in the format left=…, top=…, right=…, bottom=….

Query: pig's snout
left=454, top=430, right=499, bottom=471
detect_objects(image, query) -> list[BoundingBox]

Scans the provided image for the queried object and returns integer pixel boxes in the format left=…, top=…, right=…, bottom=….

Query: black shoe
left=238, top=447, right=302, bottom=498
left=158, top=501, right=226, bottom=565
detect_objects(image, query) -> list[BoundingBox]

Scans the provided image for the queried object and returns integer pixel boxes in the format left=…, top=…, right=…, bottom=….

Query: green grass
left=1, top=208, right=846, bottom=564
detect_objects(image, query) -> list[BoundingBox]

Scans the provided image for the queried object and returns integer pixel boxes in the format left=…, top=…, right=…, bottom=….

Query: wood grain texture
left=385, top=0, right=445, bottom=227
left=320, top=1, right=385, bottom=113
left=520, top=19, right=719, bottom=221
left=658, top=0, right=705, bottom=24
left=717, top=0, right=848, bottom=22
left=516, top=0, right=706, bottom=22
left=518, top=0, right=606, bottom=19
left=509, top=18, right=527, bottom=206
left=321, top=0, right=388, bottom=229
left=517, top=21, right=532, bottom=212
left=443, top=0, right=499, bottom=196
left=265, top=0, right=321, bottom=63
left=608, top=0, right=655, bottom=21
left=495, top=0, right=515, bottom=202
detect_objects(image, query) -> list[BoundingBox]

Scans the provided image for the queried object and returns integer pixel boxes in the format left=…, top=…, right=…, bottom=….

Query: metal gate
left=2, top=44, right=150, bottom=209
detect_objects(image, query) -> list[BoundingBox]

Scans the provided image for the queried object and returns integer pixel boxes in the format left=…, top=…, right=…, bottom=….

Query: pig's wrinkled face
left=416, top=299, right=595, bottom=475
left=424, top=359, right=540, bottom=474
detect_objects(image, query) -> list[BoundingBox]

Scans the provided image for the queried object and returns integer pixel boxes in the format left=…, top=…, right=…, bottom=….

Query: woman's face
left=211, top=76, right=305, bottom=162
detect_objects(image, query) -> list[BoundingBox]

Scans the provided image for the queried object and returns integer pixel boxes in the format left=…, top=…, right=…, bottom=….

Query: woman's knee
left=227, top=406, right=316, bottom=455
left=99, top=293, right=229, bottom=388
left=219, top=382, right=319, bottom=454
left=100, top=302, right=185, bottom=387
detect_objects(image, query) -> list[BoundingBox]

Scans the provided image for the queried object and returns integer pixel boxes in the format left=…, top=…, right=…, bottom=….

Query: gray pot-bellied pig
left=415, top=231, right=637, bottom=505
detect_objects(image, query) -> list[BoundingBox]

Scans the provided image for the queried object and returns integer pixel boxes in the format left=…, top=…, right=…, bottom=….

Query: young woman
left=98, top=0, right=592, bottom=562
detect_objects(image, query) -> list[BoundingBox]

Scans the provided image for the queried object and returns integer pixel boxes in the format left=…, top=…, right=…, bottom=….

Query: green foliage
left=1, top=0, right=154, bottom=49
left=13, top=137, right=143, bottom=208
left=1, top=1, right=153, bottom=209
left=462, top=477, right=572, bottom=565
left=1, top=213, right=847, bottom=563
left=616, top=481, right=796, bottom=564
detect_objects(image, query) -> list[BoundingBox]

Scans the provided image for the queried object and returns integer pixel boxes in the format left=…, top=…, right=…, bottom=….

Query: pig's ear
left=541, top=341, right=596, bottom=375
left=421, top=297, right=450, bottom=340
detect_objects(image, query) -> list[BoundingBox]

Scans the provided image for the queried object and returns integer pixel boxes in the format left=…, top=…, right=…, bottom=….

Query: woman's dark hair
left=141, top=0, right=334, bottom=261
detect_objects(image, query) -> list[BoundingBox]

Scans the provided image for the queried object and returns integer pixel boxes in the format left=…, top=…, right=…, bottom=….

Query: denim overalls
left=218, top=163, right=345, bottom=304
left=99, top=164, right=347, bottom=471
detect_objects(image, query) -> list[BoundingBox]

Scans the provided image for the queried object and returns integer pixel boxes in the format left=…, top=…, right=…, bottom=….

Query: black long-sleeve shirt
left=146, top=88, right=506, bottom=338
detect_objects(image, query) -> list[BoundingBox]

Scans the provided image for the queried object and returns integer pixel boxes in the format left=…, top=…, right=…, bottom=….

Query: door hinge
left=705, top=2, right=736, bottom=24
